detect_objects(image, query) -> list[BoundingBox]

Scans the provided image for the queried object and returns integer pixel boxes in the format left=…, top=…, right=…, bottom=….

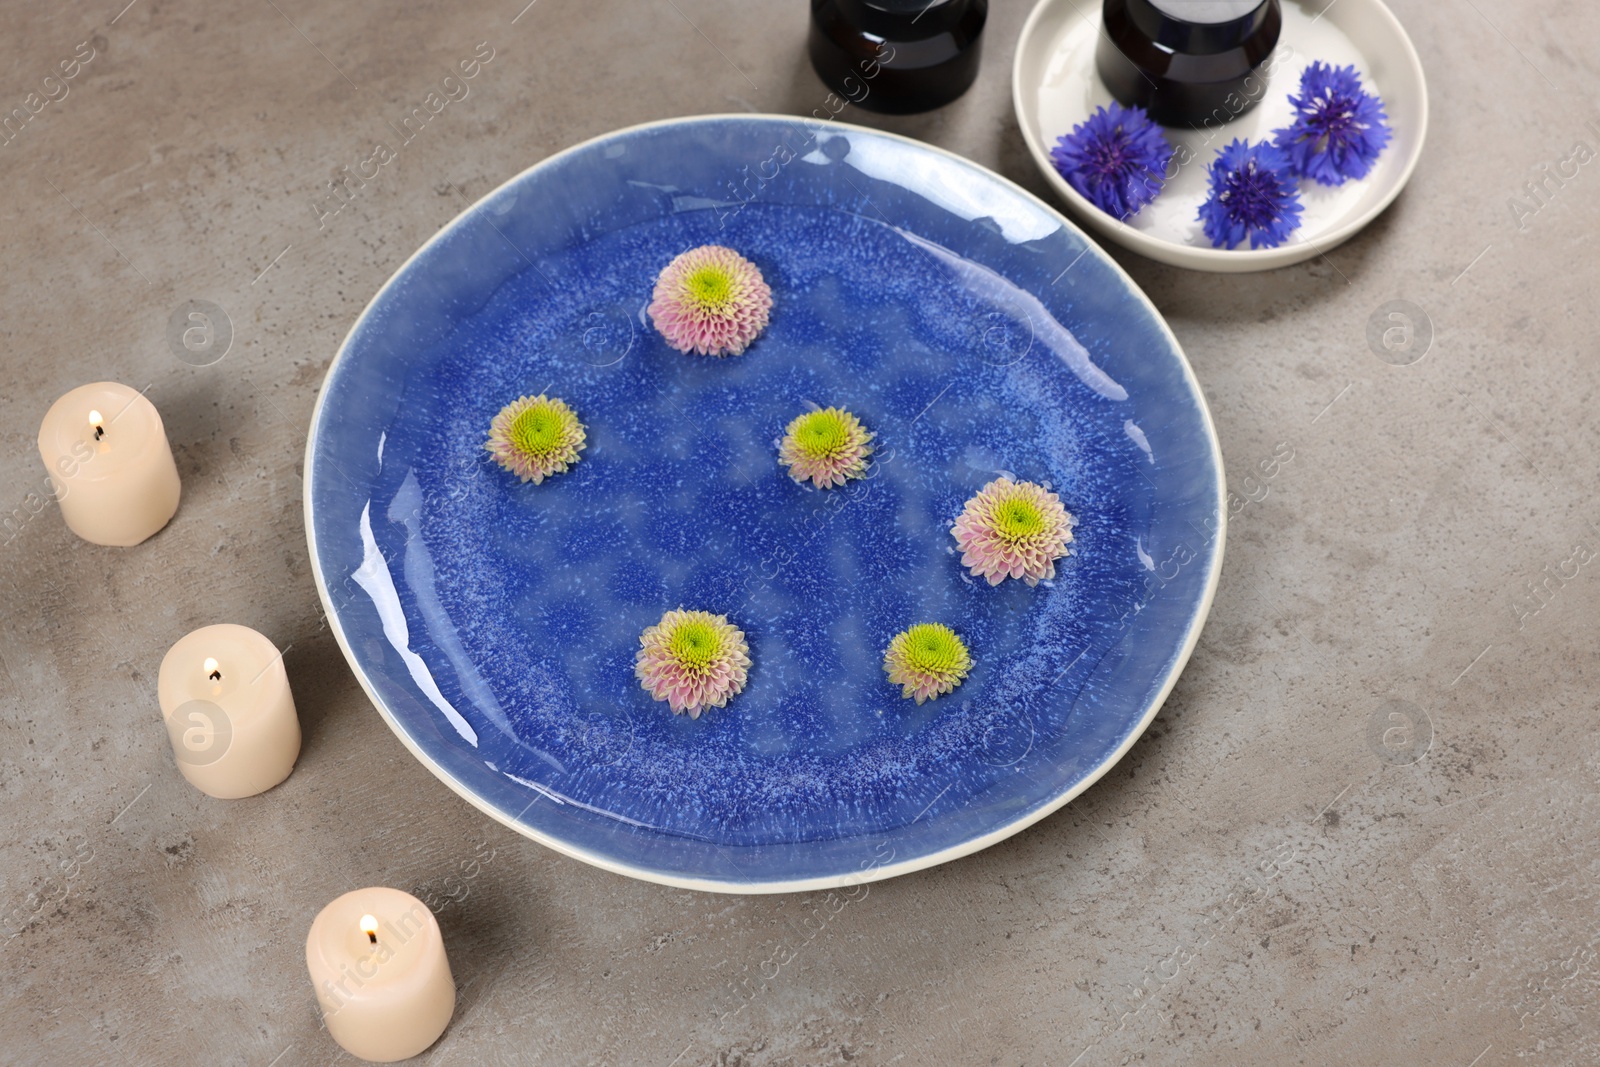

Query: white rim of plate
left=303, top=113, right=1228, bottom=894
left=1012, top=0, right=1430, bottom=273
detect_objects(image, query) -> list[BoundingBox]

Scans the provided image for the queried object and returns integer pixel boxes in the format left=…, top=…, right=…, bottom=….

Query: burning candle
left=36, top=381, right=181, bottom=546
left=157, top=624, right=300, bottom=799
left=306, top=888, right=456, bottom=1062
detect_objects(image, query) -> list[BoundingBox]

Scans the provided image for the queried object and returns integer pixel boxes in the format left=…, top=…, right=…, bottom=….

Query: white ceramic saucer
left=1012, top=0, right=1428, bottom=272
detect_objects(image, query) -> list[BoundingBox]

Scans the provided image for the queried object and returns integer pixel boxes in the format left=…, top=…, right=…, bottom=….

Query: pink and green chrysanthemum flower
left=647, top=245, right=773, bottom=357
left=952, top=478, right=1075, bottom=586
left=779, top=406, right=873, bottom=488
left=883, top=623, right=972, bottom=705
left=635, top=608, right=751, bottom=718
left=485, top=394, right=587, bottom=484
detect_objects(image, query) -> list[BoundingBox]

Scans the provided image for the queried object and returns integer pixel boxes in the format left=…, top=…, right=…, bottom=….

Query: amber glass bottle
left=1096, top=0, right=1282, bottom=128
left=808, top=0, right=988, bottom=115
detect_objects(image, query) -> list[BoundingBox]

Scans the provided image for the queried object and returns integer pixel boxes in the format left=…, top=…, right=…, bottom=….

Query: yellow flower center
left=668, top=619, right=722, bottom=671
left=685, top=266, right=734, bottom=309
left=794, top=409, right=852, bottom=457
left=508, top=403, right=567, bottom=456
left=900, top=624, right=967, bottom=676
left=994, top=495, right=1045, bottom=542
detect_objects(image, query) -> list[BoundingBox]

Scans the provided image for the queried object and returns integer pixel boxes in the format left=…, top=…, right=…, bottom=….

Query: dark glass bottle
left=1096, top=0, right=1281, bottom=128
left=808, top=0, right=987, bottom=115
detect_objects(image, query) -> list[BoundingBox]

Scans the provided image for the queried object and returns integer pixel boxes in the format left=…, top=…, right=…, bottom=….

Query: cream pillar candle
left=37, top=381, right=181, bottom=546
left=157, top=624, right=300, bottom=799
left=306, top=888, right=456, bottom=1062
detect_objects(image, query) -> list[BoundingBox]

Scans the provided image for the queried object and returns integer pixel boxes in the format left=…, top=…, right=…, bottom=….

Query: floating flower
left=883, top=623, right=972, bottom=705
left=952, top=478, right=1075, bottom=586
left=1049, top=103, right=1173, bottom=221
left=778, top=406, right=873, bottom=489
left=1197, top=139, right=1304, bottom=250
left=635, top=608, right=751, bottom=718
left=1273, top=62, right=1391, bottom=186
left=485, top=394, right=586, bottom=484
left=647, top=245, right=773, bottom=357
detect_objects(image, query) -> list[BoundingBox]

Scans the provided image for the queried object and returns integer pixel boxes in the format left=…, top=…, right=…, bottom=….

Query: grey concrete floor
left=1, top=0, right=1597, bottom=1064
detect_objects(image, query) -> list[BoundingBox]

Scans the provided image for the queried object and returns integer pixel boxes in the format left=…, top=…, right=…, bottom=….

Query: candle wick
left=93, top=425, right=105, bottom=441
left=208, top=669, right=222, bottom=682
left=367, top=931, right=378, bottom=945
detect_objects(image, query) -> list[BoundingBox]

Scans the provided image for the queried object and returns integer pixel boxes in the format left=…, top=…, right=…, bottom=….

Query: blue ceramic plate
left=306, top=116, right=1224, bottom=893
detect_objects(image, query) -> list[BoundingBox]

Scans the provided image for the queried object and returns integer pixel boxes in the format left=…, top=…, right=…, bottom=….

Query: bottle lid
left=835, top=0, right=971, bottom=40
left=1128, top=0, right=1273, bottom=54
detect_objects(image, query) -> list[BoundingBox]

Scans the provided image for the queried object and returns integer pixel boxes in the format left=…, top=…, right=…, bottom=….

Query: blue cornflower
left=1198, top=139, right=1304, bottom=250
left=1273, top=62, right=1392, bottom=186
left=1050, top=103, right=1174, bottom=221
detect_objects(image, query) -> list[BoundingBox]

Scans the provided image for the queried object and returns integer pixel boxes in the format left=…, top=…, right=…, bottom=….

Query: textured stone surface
left=1, top=1, right=1596, bottom=1065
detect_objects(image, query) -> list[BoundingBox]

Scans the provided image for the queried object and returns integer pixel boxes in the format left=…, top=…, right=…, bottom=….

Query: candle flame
left=360, top=914, right=379, bottom=944
left=89, top=410, right=105, bottom=441
left=204, top=657, right=221, bottom=682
